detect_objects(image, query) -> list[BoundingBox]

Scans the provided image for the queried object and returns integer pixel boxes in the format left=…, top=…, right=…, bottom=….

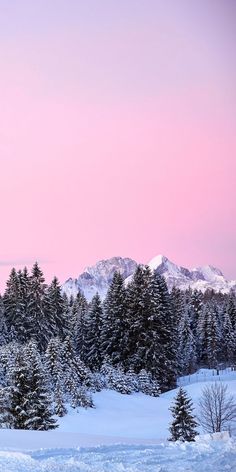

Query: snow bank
left=0, top=435, right=235, bottom=471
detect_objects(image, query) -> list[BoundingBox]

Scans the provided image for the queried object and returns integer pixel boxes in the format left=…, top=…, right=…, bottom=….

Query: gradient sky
left=0, top=0, right=236, bottom=290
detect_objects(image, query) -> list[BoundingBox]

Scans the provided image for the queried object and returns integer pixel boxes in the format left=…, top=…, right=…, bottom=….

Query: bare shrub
left=198, top=382, right=236, bottom=434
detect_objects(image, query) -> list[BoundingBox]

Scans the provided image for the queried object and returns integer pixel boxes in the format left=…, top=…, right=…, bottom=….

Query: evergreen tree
left=24, top=342, right=57, bottom=430
left=3, top=269, right=25, bottom=342
left=222, top=311, right=235, bottom=364
left=178, top=305, right=196, bottom=375
left=54, top=381, right=67, bottom=417
left=85, top=293, right=103, bottom=371
left=169, top=388, right=198, bottom=441
left=0, top=296, right=8, bottom=346
left=102, top=272, right=127, bottom=366
left=147, top=273, right=177, bottom=390
left=7, top=350, right=31, bottom=429
left=125, top=266, right=152, bottom=372
left=71, top=291, right=89, bottom=360
left=138, top=369, right=160, bottom=397
left=226, top=292, right=236, bottom=330
left=46, top=277, right=68, bottom=337
left=27, top=262, right=49, bottom=350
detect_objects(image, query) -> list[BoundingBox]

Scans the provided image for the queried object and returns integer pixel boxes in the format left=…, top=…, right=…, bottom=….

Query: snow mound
left=0, top=437, right=235, bottom=471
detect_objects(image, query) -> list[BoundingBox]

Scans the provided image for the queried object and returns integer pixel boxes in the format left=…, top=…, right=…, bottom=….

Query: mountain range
left=62, top=255, right=236, bottom=301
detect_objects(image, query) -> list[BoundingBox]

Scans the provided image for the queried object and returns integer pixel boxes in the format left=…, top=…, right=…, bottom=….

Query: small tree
left=198, top=382, right=236, bottom=433
left=169, top=387, right=198, bottom=441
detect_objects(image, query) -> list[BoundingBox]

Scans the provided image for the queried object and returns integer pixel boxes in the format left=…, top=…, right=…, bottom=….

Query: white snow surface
left=62, top=255, right=236, bottom=301
left=0, top=369, right=236, bottom=471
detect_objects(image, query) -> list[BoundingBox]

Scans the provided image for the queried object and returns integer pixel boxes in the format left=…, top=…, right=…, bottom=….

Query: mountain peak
left=148, top=254, right=168, bottom=270
left=62, top=255, right=236, bottom=300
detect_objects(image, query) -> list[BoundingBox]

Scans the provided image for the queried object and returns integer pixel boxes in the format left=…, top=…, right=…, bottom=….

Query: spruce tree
left=147, top=273, right=177, bottom=390
left=24, top=342, right=57, bottom=430
left=125, top=265, right=152, bottom=372
left=85, top=293, right=103, bottom=371
left=178, top=305, right=196, bottom=375
left=27, top=263, right=49, bottom=350
left=0, top=297, right=8, bottom=346
left=169, top=387, right=198, bottom=441
left=7, top=350, right=31, bottom=429
left=46, top=277, right=68, bottom=337
left=102, top=271, right=127, bottom=366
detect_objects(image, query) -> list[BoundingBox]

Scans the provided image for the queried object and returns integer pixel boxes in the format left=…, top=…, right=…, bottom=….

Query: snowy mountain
left=62, top=255, right=236, bottom=300
left=62, top=256, right=137, bottom=301
left=148, top=255, right=236, bottom=294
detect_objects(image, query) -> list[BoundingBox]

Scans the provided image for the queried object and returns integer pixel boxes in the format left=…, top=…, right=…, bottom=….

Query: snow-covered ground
left=0, top=434, right=235, bottom=471
left=0, top=369, right=235, bottom=471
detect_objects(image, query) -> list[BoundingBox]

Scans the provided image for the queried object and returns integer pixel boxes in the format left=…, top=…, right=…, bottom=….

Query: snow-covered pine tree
left=27, top=263, right=50, bottom=350
left=226, top=291, right=236, bottom=331
left=85, top=293, right=103, bottom=371
left=101, top=271, right=127, bottom=366
left=72, top=291, right=89, bottom=360
left=138, top=369, right=160, bottom=397
left=46, top=277, right=68, bottom=338
left=197, top=301, right=221, bottom=368
left=177, top=304, right=196, bottom=375
left=147, top=273, right=177, bottom=391
left=108, top=365, right=133, bottom=394
left=0, top=296, right=8, bottom=346
left=3, top=269, right=25, bottom=342
left=7, top=350, right=31, bottom=429
left=125, top=265, right=152, bottom=373
left=169, top=387, right=198, bottom=441
left=190, top=290, right=204, bottom=336
left=222, top=311, right=235, bottom=364
left=54, top=381, right=67, bottom=417
left=206, top=303, right=220, bottom=368
left=24, top=341, right=57, bottom=430
left=0, top=386, right=12, bottom=428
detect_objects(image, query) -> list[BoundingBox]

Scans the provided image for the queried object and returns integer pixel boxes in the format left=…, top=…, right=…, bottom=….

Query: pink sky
left=0, top=0, right=236, bottom=290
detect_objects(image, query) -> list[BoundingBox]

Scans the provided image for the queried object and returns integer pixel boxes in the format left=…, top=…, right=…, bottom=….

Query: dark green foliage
left=169, top=388, right=198, bottom=441
left=85, top=293, right=103, bottom=371
left=102, top=272, right=127, bottom=366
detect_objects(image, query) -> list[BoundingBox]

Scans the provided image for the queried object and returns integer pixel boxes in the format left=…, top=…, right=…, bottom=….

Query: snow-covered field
left=0, top=435, right=235, bottom=472
left=0, top=369, right=236, bottom=471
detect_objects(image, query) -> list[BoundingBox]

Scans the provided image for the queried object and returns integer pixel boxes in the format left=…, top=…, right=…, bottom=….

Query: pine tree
left=101, top=272, right=127, bottom=366
left=54, top=381, right=67, bottom=417
left=222, top=311, right=235, bottom=364
left=72, top=291, right=89, bottom=360
left=226, top=292, right=236, bottom=331
left=178, top=305, right=196, bottom=375
left=169, top=388, right=198, bottom=441
left=24, top=342, right=57, bottom=430
left=46, top=277, right=68, bottom=337
left=7, top=350, right=31, bottom=429
left=0, top=296, right=8, bottom=346
left=125, top=265, right=152, bottom=372
left=197, top=303, right=214, bottom=366
left=85, top=293, right=103, bottom=371
left=147, top=273, right=177, bottom=390
left=27, top=263, right=50, bottom=350
left=3, top=269, right=25, bottom=342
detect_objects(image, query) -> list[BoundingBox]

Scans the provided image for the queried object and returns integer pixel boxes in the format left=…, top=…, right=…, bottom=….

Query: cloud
left=0, top=259, right=52, bottom=267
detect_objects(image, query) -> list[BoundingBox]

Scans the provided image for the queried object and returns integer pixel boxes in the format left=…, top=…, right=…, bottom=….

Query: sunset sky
left=0, top=0, right=235, bottom=289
